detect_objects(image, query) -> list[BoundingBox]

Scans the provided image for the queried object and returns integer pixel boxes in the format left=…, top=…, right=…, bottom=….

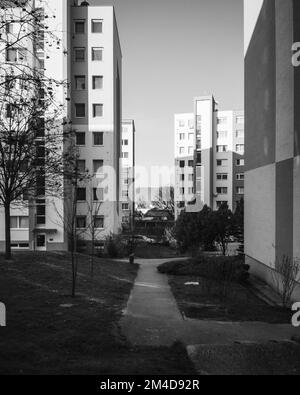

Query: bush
left=104, top=234, right=126, bottom=259
left=158, top=256, right=250, bottom=284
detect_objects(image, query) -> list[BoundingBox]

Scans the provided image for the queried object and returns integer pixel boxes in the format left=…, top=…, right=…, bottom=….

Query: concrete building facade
left=174, top=96, right=244, bottom=218
left=0, top=0, right=123, bottom=251
left=244, top=0, right=300, bottom=300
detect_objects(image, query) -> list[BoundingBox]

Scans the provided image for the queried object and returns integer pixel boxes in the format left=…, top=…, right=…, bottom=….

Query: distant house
left=144, top=208, right=173, bottom=222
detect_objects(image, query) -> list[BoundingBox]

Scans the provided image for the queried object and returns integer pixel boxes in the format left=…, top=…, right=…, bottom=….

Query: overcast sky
left=90, top=0, right=244, bottom=173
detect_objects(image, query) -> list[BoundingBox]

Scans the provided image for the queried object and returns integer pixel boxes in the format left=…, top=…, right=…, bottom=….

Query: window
left=6, top=104, right=13, bottom=118
left=93, top=104, right=103, bottom=117
left=236, top=130, right=244, bottom=138
left=217, top=173, right=228, bottom=181
left=122, top=139, right=128, bottom=146
left=122, top=190, right=129, bottom=198
left=122, top=152, right=129, bottom=159
left=236, top=173, right=245, bottom=181
left=76, top=132, right=85, bottom=146
left=10, top=216, right=29, bottom=229
left=236, top=116, right=244, bottom=124
left=92, top=47, right=103, bottom=61
left=217, top=201, right=228, bottom=209
left=92, top=19, right=103, bottom=33
left=76, top=216, right=86, bottom=229
left=188, top=174, right=194, bottom=182
left=6, top=22, right=17, bottom=34
left=93, top=132, right=104, bottom=146
left=75, top=103, right=85, bottom=118
left=217, top=117, right=227, bottom=124
left=77, top=160, right=86, bottom=173
left=236, top=159, right=245, bottom=166
left=75, top=76, right=86, bottom=90
left=122, top=203, right=129, bottom=211
left=94, top=216, right=104, bottom=229
left=93, top=160, right=104, bottom=174
left=188, top=187, right=194, bottom=194
left=237, top=187, right=244, bottom=195
left=180, top=174, right=185, bottom=181
left=188, top=160, right=194, bottom=167
left=179, top=147, right=185, bottom=154
left=76, top=188, right=86, bottom=201
left=217, top=131, right=228, bottom=139
left=74, top=20, right=85, bottom=34
left=92, top=75, right=103, bottom=89
left=179, top=160, right=185, bottom=168
left=93, top=187, right=104, bottom=201
left=179, top=120, right=185, bottom=127
left=180, top=188, right=185, bottom=195
left=74, top=47, right=85, bottom=62
left=188, top=147, right=194, bottom=155
left=217, top=159, right=228, bottom=166
left=217, top=145, right=228, bottom=153
left=216, top=187, right=228, bottom=195
left=179, top=133, right=185, bottom=140
left=188, top=133, right=194, bottom=140
left=6, top=48, right=26, bottom=62
left=188, top=119, right=194, bottom=129
left=236, top=144, right=245, bottom=154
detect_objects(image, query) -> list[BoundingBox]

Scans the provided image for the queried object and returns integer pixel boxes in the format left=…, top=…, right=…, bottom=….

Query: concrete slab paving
left=120, top=259, right=298, bottom=347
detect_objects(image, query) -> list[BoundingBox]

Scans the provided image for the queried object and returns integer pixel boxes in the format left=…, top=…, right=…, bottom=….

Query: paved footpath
left=120, top=259, right=298, bottom=347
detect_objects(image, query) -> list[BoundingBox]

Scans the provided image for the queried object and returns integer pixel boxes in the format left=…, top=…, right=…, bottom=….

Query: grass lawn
left=0, top=252, right=195, bottom=375
left=135, top=242, right=182, bottom=259
left=158, top=259, right=291, bottom=323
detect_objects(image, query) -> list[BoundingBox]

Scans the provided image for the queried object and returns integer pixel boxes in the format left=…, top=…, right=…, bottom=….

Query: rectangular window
left=217, top=201, right=228, bottom=209
left=236, top=173, right=245, bottom=181
left=92, top=19, right=103, bottom=33
left=75, top=103, right=85, bottom=118
left=217, top=159, right=228, bottom=166
left=188, top=160, right=194, bottom=167
left=217, top=117, right=227, bottom=125
left=93, top=160, right=104, bottom=174
left=188, top=147, right=194, bottom=155
left=180, top=188, right=185, bottom=195
left=76, top=132, right=85, bottom=146
left=122, top=203, right=129, bottom=211
left=217, top=173, right=228, bottom=181
left=76, top=188, right=86, bottom=201
left=122, top=190, right=129, bottom=198
left=179, top=160, right=185, bottom=168
left=10, top=216, right=29, bottom=229
left=178, top=120, right=185, bottom=127
left=74, top=47, right=85, bottom=62
left=180, top=174, right=185, bottom=181
left=236, top=159, right=245, bottom=166
left=188, top=133, right=194, bottom=140
left=10, top=216, right=18, bottom=229
left=74, top=19, right=85, bottom=34
left=122, top=139, right=129, bottom=146
left=188, top=174, right=194, bottom=181
left=6, top=48, right=17, bottom=62
left=93, top=132, right=104, bottom=146
left=93, top=187, right=104, bottom=201
left=92, top=47, right=103, bottom=61
left=216, top=145, right=228, bottom=153
left=93, top=104, right=103, bottom=117
left=179, top=133, right=185, bottom=140
left=77, top=160, right=86, bottom=173
left=236, top=116, right=244, bottom=124
left=237, top=187, right=244, bottom=194
left=75, top=76, right=86, bottom=90
left=94, top=216, right=104, bottom=229
left=122, top=152, right=129, bottom=159
left=188, top=119, right=194, bottom=129
left=236, top=144, right=245, bottom=154
left=76, top=216, right=86, bottom=229
left=179, top=147, right=185, bottom=154
left=216, top=187, right=228, bottom=195
left=92, top=76, right=103, bottom=89
left=236, top=130, right=244, bottom=138
left=188, top=187, right=194, bottom=194
left=6, top=22, right=16, bottom=34
left=217, top=131, right=228, bottom=139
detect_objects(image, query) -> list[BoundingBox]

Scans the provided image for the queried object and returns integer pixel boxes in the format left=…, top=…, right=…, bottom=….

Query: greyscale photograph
left=0, top=0, right=299, bottom=378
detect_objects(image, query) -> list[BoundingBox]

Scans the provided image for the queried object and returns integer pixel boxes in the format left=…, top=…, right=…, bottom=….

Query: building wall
left=244, top=0, right=300, bottom=300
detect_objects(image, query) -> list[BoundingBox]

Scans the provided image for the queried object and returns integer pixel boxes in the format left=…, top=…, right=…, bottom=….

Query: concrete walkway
left=120, top=259, right=298, bottom=347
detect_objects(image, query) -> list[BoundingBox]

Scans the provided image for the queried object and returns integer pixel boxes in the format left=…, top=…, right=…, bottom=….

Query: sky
left=90, top=0, right=244, bottom=173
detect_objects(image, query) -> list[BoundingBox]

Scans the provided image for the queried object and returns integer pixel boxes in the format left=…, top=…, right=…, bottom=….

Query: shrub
left=104, top=234, right=125, bottom=258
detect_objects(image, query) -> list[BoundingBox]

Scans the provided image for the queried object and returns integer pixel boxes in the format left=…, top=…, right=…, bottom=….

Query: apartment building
left=0, top=0, right=122, bottom=251
left=244, top=0, right=300, bottom=299
left=174, top=96, right=244, bottom=218
left=120, top=120, right=135, bottom=231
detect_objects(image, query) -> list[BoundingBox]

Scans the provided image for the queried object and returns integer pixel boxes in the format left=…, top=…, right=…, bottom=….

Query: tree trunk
left=4, top=202, right=11, bottom=260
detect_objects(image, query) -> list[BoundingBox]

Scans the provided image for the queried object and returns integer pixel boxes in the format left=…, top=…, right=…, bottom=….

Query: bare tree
left=0, top=1, right=67, bottom=259
left=273, top=255, right=300, bottom=307
left=152, top=186, right=175, bottom=214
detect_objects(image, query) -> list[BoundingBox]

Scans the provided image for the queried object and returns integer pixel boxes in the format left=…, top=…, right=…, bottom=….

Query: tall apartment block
left=174, top=96, right=244, bottom=219
left=120, top=120, right=136, bottom=231
left=0, top=0, right=122, bottom=251
left=244, top=0, right=300, bottom=299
